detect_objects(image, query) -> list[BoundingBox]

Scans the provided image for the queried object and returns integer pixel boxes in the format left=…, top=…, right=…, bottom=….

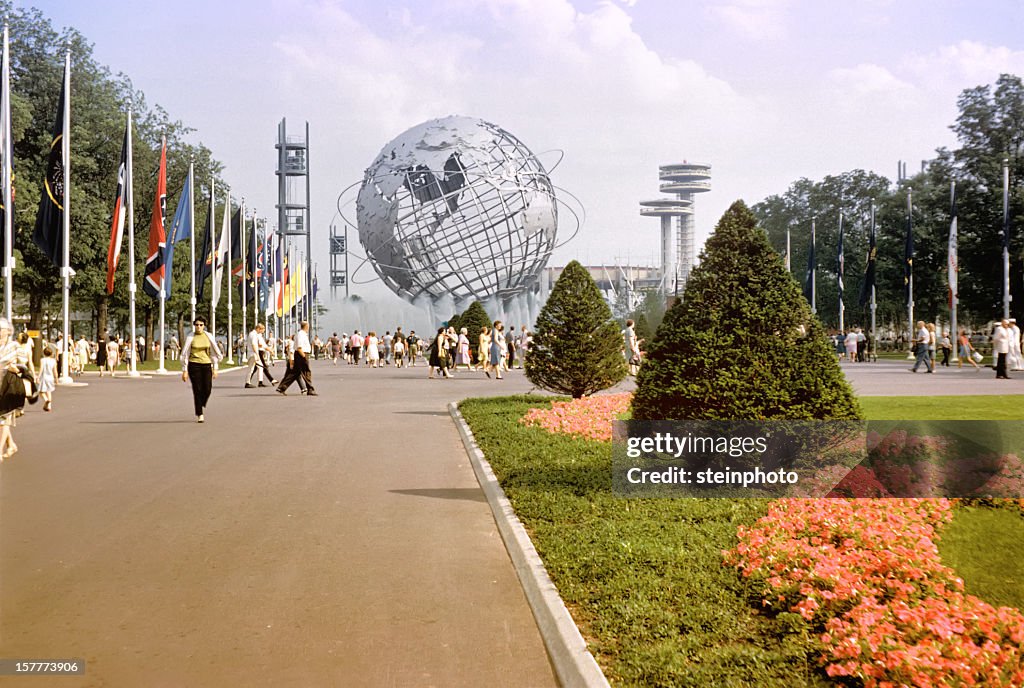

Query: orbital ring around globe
left=338, top=116, right=583, bottom=303
left=335, top=173, right=583, bottom=290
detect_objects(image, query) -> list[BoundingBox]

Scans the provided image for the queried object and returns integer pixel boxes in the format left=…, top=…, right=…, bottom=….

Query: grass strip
left=460, top=395, right=832, bottom=687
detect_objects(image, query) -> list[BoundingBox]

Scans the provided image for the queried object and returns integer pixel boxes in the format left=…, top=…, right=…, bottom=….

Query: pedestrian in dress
left=478, top=326, right=490, bottom=372
left=106, top=336, right=121, bottom=376
left=366, top=331, right=380, bottom=368
left=428, top=328, right=452, bottom=379
left=488, top=321, right=506, bottom=380
left=38, top=346, right=57, bottom=412
left=844, top=330, right=858, bottom=362
left=181, top=316, right=223, bottom=423
left=456, top=327, right=471, bottom=370
left=957, top=328, right=980, bottom=369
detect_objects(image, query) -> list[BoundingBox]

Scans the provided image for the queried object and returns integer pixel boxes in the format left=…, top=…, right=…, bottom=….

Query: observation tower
left=639, top=162, right=711, bottom=295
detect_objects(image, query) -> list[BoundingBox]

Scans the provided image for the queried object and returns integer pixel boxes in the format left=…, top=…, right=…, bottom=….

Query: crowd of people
left=310, top=323, right=534, bottom=380
left=7, top=310, right=1024, bottom=449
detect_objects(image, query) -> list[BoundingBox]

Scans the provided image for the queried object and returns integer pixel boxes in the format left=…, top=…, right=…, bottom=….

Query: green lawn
left=860, top=395, right=1024, bottom=420
left=461, top=396, right=829, bottom=687
left=937, top=506, right=1024, bottom=610
left=461, top=393, right=1024, bottom=686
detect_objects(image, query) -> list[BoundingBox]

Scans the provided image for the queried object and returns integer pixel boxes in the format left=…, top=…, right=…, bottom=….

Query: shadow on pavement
left=390, top=488, right=487, bottom=503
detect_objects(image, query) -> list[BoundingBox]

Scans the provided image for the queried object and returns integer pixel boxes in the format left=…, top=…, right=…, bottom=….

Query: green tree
left=525, top=260, right=626, bottom=398
left=632, top=201, right=861, bottom=421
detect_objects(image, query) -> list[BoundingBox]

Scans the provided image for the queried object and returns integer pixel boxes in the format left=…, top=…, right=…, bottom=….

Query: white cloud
left=827, top=63, right=915, bottom=99
left=704, top=0, right=792, bottom=41
left=904, top=40, right=1024, bottom=87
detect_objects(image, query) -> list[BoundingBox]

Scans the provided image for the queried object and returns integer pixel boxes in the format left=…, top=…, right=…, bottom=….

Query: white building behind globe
left=356, top=116, right=558, bottom=324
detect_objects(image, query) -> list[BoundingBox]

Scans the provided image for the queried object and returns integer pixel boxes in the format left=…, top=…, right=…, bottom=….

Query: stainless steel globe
left=356, top=115, right=557, bottom=302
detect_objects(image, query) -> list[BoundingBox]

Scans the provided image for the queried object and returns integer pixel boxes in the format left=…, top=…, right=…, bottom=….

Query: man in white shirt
left=244, top=323, right=276, bottom=388
left=993, top=318, right=1012, bottom=379
left=909, top=321, right=933, bottom=373
left=277, top=321, right=317, bottom=396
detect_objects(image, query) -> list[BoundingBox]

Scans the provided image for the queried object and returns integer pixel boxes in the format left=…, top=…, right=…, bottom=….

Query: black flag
left=196, top=189, right=214, bottom=302
left=859, top=214, right=876, bottom=307
left=33, top=71, right=67, bottom=267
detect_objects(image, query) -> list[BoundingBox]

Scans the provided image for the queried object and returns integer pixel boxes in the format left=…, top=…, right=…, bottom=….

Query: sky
left=25, top=0, right=1024, bottom=323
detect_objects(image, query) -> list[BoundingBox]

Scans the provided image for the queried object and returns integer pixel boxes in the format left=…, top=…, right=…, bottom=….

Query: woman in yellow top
left=180, top=316, right=224, bottom=423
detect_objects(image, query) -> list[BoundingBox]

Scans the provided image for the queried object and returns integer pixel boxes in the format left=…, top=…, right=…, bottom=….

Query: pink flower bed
left=519, top=393, right=632, bottom=442
left=725, top=498, right=1024, bottom=686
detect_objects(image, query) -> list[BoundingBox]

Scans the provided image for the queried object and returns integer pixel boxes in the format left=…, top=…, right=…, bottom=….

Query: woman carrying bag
left=181, top=316, right=223, bottom=423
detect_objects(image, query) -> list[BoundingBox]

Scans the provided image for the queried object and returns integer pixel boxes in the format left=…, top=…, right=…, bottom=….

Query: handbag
left=971, top=351, right=983, bottom=363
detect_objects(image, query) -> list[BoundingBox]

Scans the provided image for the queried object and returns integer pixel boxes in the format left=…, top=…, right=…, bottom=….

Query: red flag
left=105, top=121, right=129, bottom=294
left=142, top=137, right=166, bottom=297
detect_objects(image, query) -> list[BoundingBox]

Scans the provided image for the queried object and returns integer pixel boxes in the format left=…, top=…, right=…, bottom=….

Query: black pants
left=188, top=361, right=213, bottom=416
left=279, top=352, right=314, bottom=393
left=997, top=353, right=1009, bottom=378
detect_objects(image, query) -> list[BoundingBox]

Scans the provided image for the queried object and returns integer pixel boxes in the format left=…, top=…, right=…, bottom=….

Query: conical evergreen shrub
left=459, top=300, right=492, bottom=358
left=632, top=201, right=862, bottom=420
left=526, top=260, right=627, bottom=398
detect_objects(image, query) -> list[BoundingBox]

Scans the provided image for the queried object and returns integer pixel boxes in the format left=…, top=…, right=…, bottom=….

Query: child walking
left=39, top=346, right=57, bottom=412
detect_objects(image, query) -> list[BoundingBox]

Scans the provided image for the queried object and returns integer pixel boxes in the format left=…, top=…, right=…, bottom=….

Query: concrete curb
left=449, top=402, right=610, bottom=688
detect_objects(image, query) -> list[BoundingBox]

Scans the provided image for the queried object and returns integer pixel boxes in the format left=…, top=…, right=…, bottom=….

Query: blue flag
left=162, top=168, right=193, bottom=298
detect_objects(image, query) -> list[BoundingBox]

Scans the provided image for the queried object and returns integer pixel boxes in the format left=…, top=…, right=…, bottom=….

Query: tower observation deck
left=639, top=162, right=711, bottom=295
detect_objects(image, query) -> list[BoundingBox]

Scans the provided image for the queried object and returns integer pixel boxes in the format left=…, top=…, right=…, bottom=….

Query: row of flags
left=799, top=190, right=961, bottom=313
left=28, top=56, right=312, bottom=320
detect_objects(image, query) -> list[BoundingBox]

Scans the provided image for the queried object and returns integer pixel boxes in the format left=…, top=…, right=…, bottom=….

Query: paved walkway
left=839, top=358, right=1024, bottom=396
left=0, top=360, right=557, bottom=688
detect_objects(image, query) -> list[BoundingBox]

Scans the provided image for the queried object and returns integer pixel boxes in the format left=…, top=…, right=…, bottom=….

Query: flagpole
left=2, top=20, right=12, bottom=325
left=209, top=178, right=216, bottom=336
left=950, top=181, right=959, bottom=363
left=263, top=221, right=270, bottom=333
left=870, top=204, right=877, bottom=362
left=907, top=189, right=915, bottom=360
left=241, top=198, right=247, bottom=345
left=785, top=225, right=790, bottom=272
left=227, top=195, right=234, bottom=364
left=58, top=48, right=73, bottom=385
left=123, top=102, right=139, bottom=377
left=1003, top=158, right=1011, bottom=320
left=156, top=133, right=168, bottom=375
left=189, top=156, right=195, bottom=323
left=251, top=209, right=257, bottom=331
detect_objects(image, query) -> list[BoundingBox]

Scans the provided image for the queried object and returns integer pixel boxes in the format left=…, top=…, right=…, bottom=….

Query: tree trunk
left=28, top=292, right=43, bottom=330
left=144, top=306, right=153, bottom=346
left=97, top=296, right=108, bottom=342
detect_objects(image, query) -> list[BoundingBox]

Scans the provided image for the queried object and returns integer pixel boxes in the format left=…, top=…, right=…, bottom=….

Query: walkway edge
left=448, top=402, right=610, bottom=688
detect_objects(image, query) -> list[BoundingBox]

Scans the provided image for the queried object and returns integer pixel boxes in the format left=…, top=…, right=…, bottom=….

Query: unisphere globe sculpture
left=356, top=116, right=558, bottom=303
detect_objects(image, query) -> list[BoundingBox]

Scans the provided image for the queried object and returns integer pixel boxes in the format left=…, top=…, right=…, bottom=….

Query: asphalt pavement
left=0, top=359, right=558, bottom=688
